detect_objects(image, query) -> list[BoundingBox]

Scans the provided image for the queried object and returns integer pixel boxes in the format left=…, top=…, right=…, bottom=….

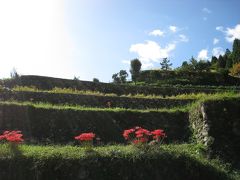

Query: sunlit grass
left=10, top=86, right=240, bottom=100
left=0, top=143, right=238, bottom=179
left=0, top=100, right=191, bottom=113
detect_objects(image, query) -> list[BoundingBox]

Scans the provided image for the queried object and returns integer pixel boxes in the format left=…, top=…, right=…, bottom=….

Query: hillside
left=0, top=75, right=239, bottom=180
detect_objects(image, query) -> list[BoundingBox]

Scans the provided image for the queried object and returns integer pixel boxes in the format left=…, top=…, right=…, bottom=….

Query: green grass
left=0, top=143, right=238, bottom=180
left=0, top=100, right=191, bottom=113
left=10, top=86, right=240, bottom=100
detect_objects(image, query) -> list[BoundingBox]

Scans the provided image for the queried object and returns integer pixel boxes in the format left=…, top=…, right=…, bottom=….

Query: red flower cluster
left=0, top=131, right=24, bottom=143
left=74, top=132, right=96, bottom=141
left=123, top=127, right=166, bottom=144
left=151, top=129, right=166, bottom=140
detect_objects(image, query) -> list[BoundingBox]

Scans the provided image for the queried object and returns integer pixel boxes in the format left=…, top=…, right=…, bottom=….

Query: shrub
left=230, top=63, right=240, bottom=77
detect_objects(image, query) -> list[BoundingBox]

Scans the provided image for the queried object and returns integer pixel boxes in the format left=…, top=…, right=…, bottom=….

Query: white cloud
left=212, top=47, right=224, bottom=58
left=202, top=8, right=212, bottom=14
left=225, top=24, right=240, bottom=42
left=179, top=34, right=189, bottom=42
left=0, top=0, right=75, bottom=79
left=142, top=63, right=154, bottom=69
left=216, top=24, right=240, bottom=43
left=129, top=41, right=176, bottom=69
left=197, top=49, right=209, bottom=60
left=213, top=38, right=219, bottom=45
left=149, top=29, right=164, bottom=37
left=169, top=26, right=177, bottom=33
left=216, top=26, right=224, bottom=32
left=122, top=60, right=130, bottom=65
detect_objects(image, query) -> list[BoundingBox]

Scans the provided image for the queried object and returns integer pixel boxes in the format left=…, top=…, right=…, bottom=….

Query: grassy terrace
left=0, top=100, right=190, bottom=143
left=0, top=144, right=239, bottom=180
left=8, top=86, right=240, bottom=99
left=0, top=100, right=191, bottom=112
left=128, top=81, right=240, bottom=89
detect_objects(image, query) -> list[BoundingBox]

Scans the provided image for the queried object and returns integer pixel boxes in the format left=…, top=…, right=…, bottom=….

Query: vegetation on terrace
left=0, top=143, right=239, bottom=180
left=7, top=86, right=240, bottom=100
left=0, top=100, right=191, bottom=113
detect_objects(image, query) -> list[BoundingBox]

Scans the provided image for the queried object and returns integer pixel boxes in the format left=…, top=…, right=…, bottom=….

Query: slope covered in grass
left=0, top=144, right=238, bottom=180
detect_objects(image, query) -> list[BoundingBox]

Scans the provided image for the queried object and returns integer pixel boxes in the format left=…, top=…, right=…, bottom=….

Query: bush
left=230, top=63, right=240, bottom=77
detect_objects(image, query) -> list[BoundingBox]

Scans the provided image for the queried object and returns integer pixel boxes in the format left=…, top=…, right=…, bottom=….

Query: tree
left=119, top=70, right=128, bottom=83
left=211, top=56, right=218, bottom=64
left=196, top=60, right=211, bottom=72
left=230, top=63, right=240, bottom=77
left=112, top=73, right=121, bottom=84
left=226, top=56, right=233, bottom=69
left=224, top=49, right=233, bottom=69
left=177, top=61, right=193, bottom=71
left=189, top=57, right=198, bottom=71
left=130, top=59, right=142, bottom=84
left=231, top=39, right=240, bottom=64
left=112, top=70, right=128, bottom=84
left=217, top=55, right=226, bottom=69
left=93, top=78, right=100, bottom=83
left=225, top=48, right=231, bottom=57
left=160, top=58, right=172, bottom=70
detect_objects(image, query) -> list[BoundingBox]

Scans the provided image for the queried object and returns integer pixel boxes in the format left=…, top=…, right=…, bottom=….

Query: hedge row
left=0, top=103, right=190, bottom=144
left=0, top=144, right=234, bottom=180
left=0, top=90, right=194, bottom=109
left=139, top=70, right=240, bottom=86
left=2, top=75, right=236, bottom=96
left=189, top=98, right=240, bottom=167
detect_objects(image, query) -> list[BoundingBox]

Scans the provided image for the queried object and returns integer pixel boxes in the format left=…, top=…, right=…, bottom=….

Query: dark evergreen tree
left=224, top=49, right=233, bottom=69
left=130, top=59, right=142, bottom=84
left=226, top=56, right=233, bottom=69
left=160, top=58, right=172, bottom=70
left=218, top=55, right=226, bottom=69
left=190, top=57, right=198, bottom=71
left=196, top=60, right=211, bottom=72
left=225, top=48, right=231, bottom=57
left=211, top=56, right=218, bottom=64
left=231, top=39, right=240, bottom=64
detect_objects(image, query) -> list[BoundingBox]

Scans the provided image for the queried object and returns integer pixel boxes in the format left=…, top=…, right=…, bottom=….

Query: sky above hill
left=0, top=0, right=240, bottom=82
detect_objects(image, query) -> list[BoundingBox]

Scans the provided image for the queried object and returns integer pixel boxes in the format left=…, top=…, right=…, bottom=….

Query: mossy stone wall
left=190, top=98, right=240, bottom=165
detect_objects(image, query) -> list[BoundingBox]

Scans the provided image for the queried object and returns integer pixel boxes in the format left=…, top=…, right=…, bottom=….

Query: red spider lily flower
left=151, top=129, right=166, bottom=140
left=75, top=132, right=96, bottom=141
left=132, top=137, right=148, bottom=144
left=0, top=130, right=24, bottom=143
left=0, top=135, right=5, bottom=140
left=135, top=128, right=151, bottom=136
left=123, top=128, right=135, bottom=140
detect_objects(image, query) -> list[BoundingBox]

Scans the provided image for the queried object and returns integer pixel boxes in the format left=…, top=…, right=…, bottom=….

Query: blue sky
left=0, top=0, right=240, bottom=82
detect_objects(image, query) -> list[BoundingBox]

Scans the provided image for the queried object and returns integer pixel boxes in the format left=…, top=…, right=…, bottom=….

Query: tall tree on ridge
left=231, top=39, right=240, bottom=64
left=160, top=58, right=172, bottom=70
left=130, top=59, right=142, bottom=84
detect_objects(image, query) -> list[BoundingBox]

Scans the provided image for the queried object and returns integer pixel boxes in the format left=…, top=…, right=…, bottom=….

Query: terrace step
left=2, top=75, right=238, bottom=96
left=0, top=90, right=194, bottom=109
left=0, top=102, right=190, bottom=144
left=0, top=144, right=232, bottom=180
